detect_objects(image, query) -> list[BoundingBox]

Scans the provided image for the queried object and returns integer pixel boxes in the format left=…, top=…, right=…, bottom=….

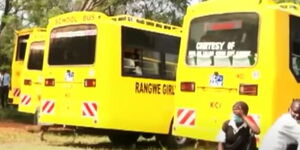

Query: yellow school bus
left=9, top=28, right=46, bottom=105
left=173, top=0, right=300, bottom=144
left=39, top=12, right=184, bottom=147
left=18, top=30, right=46, bottom=123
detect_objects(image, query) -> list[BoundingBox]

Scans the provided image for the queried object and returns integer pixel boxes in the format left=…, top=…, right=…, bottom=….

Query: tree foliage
left=0, top=0, right=73, bottom=69
left=0, top=0, right=190, bottom=70
left=79, top=0, right=189, bottom=25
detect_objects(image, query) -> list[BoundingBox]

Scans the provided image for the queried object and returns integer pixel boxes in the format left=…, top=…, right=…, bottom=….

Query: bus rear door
left=18, top=30, right=45, bottom=123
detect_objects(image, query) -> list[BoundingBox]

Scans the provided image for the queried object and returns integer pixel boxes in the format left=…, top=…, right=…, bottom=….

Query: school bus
left=39, top=12, right=185, bottom=146
left=18, top=30, right=46, bottom=123
left=9, top=28, right=46, bottom=105
left=173, top=0, right=300, bottom=144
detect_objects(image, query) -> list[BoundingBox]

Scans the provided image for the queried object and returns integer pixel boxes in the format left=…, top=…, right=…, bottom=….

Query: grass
left=0, top=106, right=34, bottom=124
left=0, top=106, right=216, bottom=150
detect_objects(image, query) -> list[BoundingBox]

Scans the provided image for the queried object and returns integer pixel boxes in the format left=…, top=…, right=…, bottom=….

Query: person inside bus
left=259, top=99, right=300, bottom=150
left=124, top=48, right=142, bottom=75
left=217, top=101, right=260, bottom=150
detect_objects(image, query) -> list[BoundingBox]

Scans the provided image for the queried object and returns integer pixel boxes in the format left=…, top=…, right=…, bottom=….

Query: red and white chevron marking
left=82, top=102, right=97, bottom=118
left=13, top=88, right=21, bottom=97
left=42, top=100, right=55, bottom=114
left=20, top=94, right=31, bottom=105
left=177, top=108, right=196, bottom=126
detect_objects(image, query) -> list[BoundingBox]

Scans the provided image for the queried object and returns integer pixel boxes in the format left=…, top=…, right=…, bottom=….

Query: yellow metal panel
left=10, top=28, right=46, bottom=105
left=173, top=0, right=300, bottom=145
left=39, top=11, right=182, bottom=136
left=18, top=30, right=46, bottom=114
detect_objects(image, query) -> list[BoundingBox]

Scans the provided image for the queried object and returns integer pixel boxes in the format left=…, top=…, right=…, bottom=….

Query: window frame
left=121, top=26, right=180, bottom=80
left=186, top=12, right=259, bottom=67
left=16, top=34, right=30, bottom=61
left=48, top=24, right=97, bottom=66
left=27, top=41, right=45, bottom=70
left=290, top=15, right=300, bottom=82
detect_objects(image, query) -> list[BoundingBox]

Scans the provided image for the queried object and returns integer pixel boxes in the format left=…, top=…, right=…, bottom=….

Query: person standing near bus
left=217, top=101, right=260, bottom=150
left=1, top=69, right=10, bottom=109
left=259, top=99, right=300, bottom=150
left=0, top=70, right=3, bottom=108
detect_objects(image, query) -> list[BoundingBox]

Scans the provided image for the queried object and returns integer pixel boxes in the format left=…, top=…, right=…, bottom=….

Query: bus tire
left=156, top=119, right=189, bottom=148
left=108, top=131, right=139, bottom=145
left=33, top=109, right=40, bottom=125
left=156, top=134, right=188, bottom=148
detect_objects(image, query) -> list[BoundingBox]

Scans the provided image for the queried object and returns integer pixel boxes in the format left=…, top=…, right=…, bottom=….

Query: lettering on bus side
left=135, top=82, right=175, bottom=95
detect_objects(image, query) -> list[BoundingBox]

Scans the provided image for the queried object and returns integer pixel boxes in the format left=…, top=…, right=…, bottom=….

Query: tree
left=0, top=0, right=189, bottom=69
left=0, top=0, right=73, bottom=69
left=124, top=0, right=189, bottom=25
left=78, top=0, right=189, bottom=25
left=0, top=0, right=12, bottom=35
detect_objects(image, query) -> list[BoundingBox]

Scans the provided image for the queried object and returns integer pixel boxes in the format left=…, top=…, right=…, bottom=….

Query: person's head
left=289, top=99, right=300, bottom=121
left=231, top=101, right=249, bottom=124
left=232, top=101, right=249, bottom=115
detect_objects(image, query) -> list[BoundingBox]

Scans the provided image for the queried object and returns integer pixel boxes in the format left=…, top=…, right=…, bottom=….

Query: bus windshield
left=186, top=13, right=258, bottom=67
left=48, top=25, right=96, bottom=65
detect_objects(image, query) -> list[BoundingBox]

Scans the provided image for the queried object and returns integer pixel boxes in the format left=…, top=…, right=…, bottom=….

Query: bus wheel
left=156, top=134, right=188, bottom=148
left=141, top=133, right=154, bottom=139
left=108, top=131, right=139, bottom=145
left=33, top=109, right=40, bottom=125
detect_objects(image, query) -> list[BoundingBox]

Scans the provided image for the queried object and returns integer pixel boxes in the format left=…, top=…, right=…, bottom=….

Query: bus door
left=18, top=41, right=45, bottom=117
left=10, top=33, right=30, bottom=104
left=42, top=24, right=97, bottom=125
left=174, top=13, right=259, bottom=141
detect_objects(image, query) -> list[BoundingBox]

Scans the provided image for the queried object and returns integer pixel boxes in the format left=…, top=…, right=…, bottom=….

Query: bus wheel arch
left=108, top=130, right=139, bottom=145
left=156, top=118, right=189, bottom=148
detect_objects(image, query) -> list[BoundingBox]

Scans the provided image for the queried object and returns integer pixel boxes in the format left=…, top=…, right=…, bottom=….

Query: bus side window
left=123, top=49, right=142, bottom=76
left=290, top=15, right=300, bottom=81
left=292, top=54, right=300, bottom=76
left=142, top=50, right=160, bottom=76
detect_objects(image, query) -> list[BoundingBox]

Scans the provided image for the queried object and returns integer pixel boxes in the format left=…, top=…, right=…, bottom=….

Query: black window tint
left=290, top=15, right=300, bottom=82
left=27, top=42, right=45, bottom=70
left=48, top=25, right=96, bottom=65
left=121, top=26, right=180, bottom=80
left=16, top=35, right=29, bottom=61
left=187, top=13, right=259, bottom=67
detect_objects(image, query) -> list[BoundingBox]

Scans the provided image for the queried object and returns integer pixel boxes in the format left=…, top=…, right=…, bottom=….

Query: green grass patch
left=0, top=106, right=34, bottom=124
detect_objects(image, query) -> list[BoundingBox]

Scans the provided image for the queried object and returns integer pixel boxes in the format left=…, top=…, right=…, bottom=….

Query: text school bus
left=173, top=0, right=300, bottom=144
left=9, top=28, right=46, bottom=105
left=18, top=30, right=46, bottom=124
left=39, top=12, right=185, bottom=147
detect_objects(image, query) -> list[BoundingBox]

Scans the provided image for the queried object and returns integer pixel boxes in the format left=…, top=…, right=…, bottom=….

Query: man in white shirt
left=1, top=70, right=10, bottom=109
left=259, top=99, right=300, bottom=150
left=0, top=71, right=3, bottom=108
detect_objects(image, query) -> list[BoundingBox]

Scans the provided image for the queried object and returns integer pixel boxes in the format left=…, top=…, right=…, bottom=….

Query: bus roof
left=15, top=28, right=46, bottom=36
left=48, top=11, right=109, bottom=27
left=187, top=0, right=300, bottom=17
left=275, top=3, right=300, bottom=16
left=47, top=11, right=182, bottom=35
left=110, top=15, right=182, bottom=34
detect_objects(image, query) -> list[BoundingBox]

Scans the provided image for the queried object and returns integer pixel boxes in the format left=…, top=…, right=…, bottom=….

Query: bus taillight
left=84, top=79, right=96, bottom=87
left=24, top=79, right=32, bottom=85
left=180, top=82, right=195, bottom=92
left=45, top=78, right=55, bottom=86
left=239, top=84, right=258, bottom=96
